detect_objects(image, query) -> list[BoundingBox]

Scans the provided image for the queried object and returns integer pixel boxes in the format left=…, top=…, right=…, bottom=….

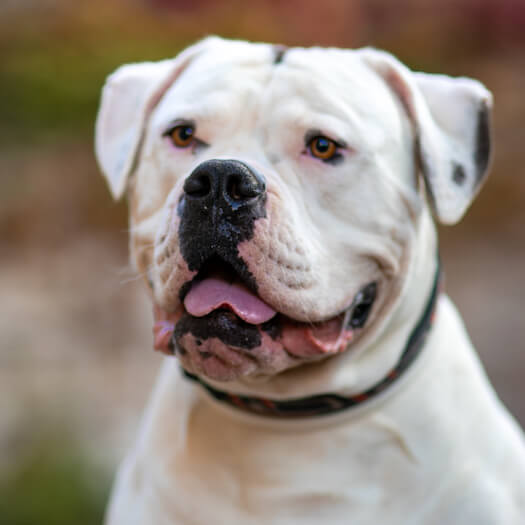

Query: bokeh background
left=1, top=0, right=524, bottom=522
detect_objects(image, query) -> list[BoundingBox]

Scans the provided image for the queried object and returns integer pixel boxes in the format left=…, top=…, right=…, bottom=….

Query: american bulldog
left=95, top=37, right=525, bottom=524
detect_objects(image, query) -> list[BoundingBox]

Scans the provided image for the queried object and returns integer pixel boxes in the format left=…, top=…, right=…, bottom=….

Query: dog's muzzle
left=155, top=158, right=378, bottom=380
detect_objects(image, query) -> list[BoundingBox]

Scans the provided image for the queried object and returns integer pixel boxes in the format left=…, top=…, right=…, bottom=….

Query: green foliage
left=0, top=435, right=111, bottom=525
left=0, top=38, right=185, bottom=145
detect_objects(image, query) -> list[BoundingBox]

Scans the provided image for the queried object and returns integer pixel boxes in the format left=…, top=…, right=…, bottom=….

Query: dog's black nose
left=183, top=159, right=266, bottom=211
left=178, top=159, right=267, bottom=274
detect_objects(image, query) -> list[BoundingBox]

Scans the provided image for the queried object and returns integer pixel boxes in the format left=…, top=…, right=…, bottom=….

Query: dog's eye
left=308, top=136, right=338, bottom=161
left=168, top=125, right=195, bottom=148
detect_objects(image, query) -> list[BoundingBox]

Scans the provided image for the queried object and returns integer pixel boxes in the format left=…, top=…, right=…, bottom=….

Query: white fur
left=95, top=38, right=525, bottom=524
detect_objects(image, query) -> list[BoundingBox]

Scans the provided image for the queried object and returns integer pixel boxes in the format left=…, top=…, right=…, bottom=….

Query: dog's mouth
left=183, top=256, right=277, bottom=325
left=153, top=256, right=377, bottom=380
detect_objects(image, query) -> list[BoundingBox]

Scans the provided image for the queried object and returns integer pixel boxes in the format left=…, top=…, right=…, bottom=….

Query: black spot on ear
left=452, top=163, right=467, bottom=186
left=475, top=102, right=491, bottom=181
left=273, top=45, right=288, bottom=65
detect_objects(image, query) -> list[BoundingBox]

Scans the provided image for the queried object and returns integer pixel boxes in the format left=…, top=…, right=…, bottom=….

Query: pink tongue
left=184, top=277, right=277, bottom=325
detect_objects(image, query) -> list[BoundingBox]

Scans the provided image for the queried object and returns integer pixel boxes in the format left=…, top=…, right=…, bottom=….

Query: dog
left=95, top=37, right=525, bottom=524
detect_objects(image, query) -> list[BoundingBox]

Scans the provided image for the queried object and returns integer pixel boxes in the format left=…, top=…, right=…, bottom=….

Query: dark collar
left=182, top=263, right=442, bottom=419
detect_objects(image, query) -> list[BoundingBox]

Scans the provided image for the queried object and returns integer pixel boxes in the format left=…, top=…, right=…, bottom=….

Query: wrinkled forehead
left=151, top=43, right=400, bottom=140
left=263, top=48, right=401, bottom=141
left=151, top=41, right=274, bottom=123
left=273, top=48, right=393, bottom=111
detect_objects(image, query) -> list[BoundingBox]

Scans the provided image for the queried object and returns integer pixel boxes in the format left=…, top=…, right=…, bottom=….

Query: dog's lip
left=153, top=304, right=184, bottom=353
left=152, top=280, right=377, bottom=359
left=153, top=256, right=377, bottom=360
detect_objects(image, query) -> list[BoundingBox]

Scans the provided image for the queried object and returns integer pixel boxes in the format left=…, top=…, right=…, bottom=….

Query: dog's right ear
left=95, top=38, right=213, bottom=200
left=360, top=48, right=493, bottom=225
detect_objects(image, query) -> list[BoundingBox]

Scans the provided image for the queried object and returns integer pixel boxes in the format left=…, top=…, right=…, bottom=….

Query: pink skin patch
left=282, top=317, right=354, bottom=357
left=176, top=332, right=262, bottom=380
left=153, top=304, right=184, bottom=355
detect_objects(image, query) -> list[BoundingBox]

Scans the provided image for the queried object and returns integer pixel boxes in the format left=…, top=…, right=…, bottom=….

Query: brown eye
left=169, top=125, right=195, bottom=148
left=308, top=136, right=337, bottom=160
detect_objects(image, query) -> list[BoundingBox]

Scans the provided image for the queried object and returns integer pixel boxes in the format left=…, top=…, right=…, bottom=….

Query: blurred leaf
left=0, top=433, right=110, bottom=525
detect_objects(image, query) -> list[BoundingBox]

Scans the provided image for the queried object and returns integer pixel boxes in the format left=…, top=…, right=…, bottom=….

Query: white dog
left=95, top=37, right=525, bottom=524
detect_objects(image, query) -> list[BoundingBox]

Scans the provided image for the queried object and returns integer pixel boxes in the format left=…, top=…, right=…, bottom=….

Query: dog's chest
left=149, top=400, right=428, bottom=524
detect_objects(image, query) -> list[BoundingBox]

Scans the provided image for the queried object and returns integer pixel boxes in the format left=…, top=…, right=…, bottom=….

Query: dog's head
left=95, top=37, right=492, bottom=383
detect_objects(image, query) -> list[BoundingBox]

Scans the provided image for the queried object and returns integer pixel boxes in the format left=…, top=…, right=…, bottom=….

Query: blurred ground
left=1, top=0, right=524, bottom=522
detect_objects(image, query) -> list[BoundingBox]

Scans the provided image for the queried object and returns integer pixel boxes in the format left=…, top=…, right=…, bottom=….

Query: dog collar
left=182, top=263, right=442, bottom=419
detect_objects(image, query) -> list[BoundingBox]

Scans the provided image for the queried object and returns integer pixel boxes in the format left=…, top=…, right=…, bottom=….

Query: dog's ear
left=95, top=38, right=214, bottom=199
left=361, top=49, right=493, bottom=225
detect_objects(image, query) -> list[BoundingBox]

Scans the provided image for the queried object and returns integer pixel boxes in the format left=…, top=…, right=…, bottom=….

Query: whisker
left=119, top=273, right=147, bottom=286
left=112, top=262, right=150, bottom=285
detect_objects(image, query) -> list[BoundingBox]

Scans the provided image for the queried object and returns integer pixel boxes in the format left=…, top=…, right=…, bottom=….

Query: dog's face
left=96, top=37, right=491, bottom=382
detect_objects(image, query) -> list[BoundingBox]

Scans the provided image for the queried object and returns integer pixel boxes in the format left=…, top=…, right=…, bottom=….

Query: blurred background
left=1, top=0, right=524, bottom=522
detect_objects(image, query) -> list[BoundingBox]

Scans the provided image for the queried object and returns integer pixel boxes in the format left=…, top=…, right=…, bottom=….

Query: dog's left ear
left=95, top=38, right=214, bottom=199
left=361, top=49, right=493, bottom=225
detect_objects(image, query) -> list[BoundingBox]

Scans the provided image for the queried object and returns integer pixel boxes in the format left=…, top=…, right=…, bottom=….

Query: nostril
left=226, top=173, right=265, bottom=201
left=184, top=159, right=266, bottom=207
left=239, top=175, right=265, bottom=198
left=226, top=175, right=242, bottom=201
left=184, top=174, right=211, bottom=197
